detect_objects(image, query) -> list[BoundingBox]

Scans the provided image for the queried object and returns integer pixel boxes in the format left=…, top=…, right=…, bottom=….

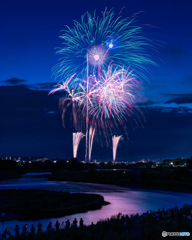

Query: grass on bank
left=0, top=189, right=109, bottom=221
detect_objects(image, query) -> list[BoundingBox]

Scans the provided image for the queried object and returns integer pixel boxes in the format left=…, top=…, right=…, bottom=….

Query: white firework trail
left=73, top=132, right=85, bottom=158
left=89, top=126, right=95, bottom=162
left=112, top=135, right=123, bottom=163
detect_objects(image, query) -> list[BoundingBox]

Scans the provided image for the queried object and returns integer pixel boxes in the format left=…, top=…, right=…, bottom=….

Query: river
left=0, top=173, right=192, bottom=234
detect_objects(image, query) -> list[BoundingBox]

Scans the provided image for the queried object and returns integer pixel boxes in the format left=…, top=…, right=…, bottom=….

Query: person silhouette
left=22, top=224, right=28, bottom=236
left=14, top=225, right=20, bottom=238
left=37, top=222, right=42, bottom=234
left=30, top=224, right=35, bottom=235
left=73, top=218, right=78, bottom=228
left=2, top=229, right=9, bottom=240
left=47, top=222, right=52, bottom=231
left=55, top=220, right=60, bottom=230
left=65, top=219, right=70, bottom=229
left=61, top=221, right=65, bottom=229
left=80, top=218, right=84, bottom=228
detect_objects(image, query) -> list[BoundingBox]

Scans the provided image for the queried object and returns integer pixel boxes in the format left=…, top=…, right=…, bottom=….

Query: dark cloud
left=165, top=94, right=192, bottom=104
left=30, top=82, right=57, bottom=91
left=0, top=83, right=70, bottom=159
left=121, top=106, right=192, bottom=160
left=136, top=100, right=155, bottom=107
left=1, top=78, right=27, bottom=85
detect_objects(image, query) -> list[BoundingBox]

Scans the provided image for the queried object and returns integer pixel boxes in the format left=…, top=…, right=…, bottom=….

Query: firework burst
left=52, top=8, right=156, bottom=82
left=87, top=45, right=107, bottom=67
left=49, top=64, right=144, bottom=145
left=81, top=64, right=143, bottom=121
left=50, top=8, right=157, bottom=160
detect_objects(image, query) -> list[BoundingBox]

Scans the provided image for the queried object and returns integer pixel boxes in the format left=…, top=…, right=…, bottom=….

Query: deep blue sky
left=0, top=0, right=192, bottom=161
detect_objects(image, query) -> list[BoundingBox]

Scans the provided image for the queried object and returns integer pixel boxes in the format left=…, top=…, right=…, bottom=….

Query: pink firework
left=84, top=64, right=142, bottom=121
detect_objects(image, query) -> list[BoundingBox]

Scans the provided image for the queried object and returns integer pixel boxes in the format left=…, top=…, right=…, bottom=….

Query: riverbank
left=0, top=160, right=22, bottom=180
left=0, top=189, right=109, bottom=222
left=48, top=168, right=192, bottom=193
left=4, top=204, right=192, bottom=240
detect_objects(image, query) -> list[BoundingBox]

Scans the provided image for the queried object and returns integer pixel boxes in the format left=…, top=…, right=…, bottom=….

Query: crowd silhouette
left=1, top=217, right=84, bottom=239
left=1, top=204, right=192, bottom=239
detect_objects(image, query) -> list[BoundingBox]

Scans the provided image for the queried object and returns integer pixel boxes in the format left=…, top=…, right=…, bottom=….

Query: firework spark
left=112, top=135, right=123, bottom=162
left=50, top=64, right=142, bottom=121
left=53, top=8, right=156, bottom=81
left=82, top=64, right=142, bottom=121
left=50, top=64, right=143, bottom=146
left=87, top=45, right=107, bottom=67
left=73, top=132, right=85, bottom=158
left=89, top=126, right=95, bottom=162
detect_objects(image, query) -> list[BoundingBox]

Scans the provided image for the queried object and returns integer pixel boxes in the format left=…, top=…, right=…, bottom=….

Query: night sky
left=1, top=0, right=192, bottom=161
